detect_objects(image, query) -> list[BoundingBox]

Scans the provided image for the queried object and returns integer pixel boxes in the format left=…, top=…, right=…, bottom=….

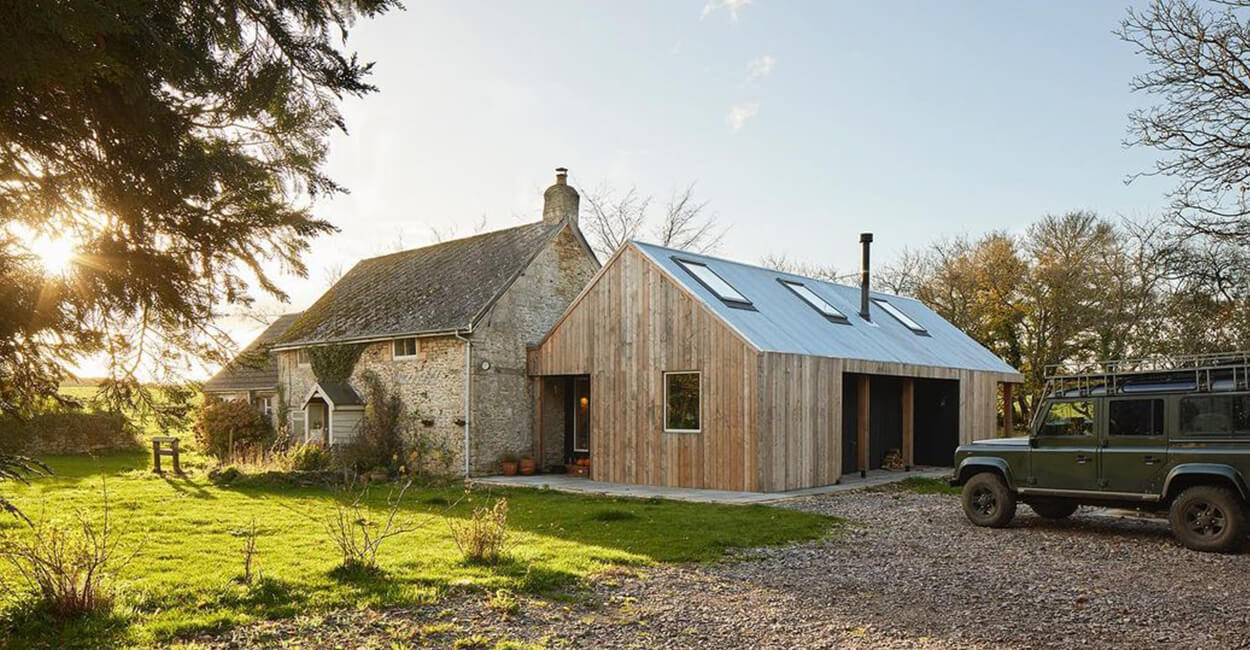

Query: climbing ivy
left=308, top=344, right=365, bottom=384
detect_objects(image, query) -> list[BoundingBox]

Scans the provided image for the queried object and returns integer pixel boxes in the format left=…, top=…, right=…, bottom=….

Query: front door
left=1101, top=397, right=1167, bottom=495
left=572, top=377, right=590, bottom=458
left=1029, top=398, right=1100, bottom=491
left=307, top=402, right=327, bottom=444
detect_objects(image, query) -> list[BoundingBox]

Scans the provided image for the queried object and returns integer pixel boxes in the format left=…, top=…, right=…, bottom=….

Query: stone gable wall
left=468, top=224, right=598, bottom=474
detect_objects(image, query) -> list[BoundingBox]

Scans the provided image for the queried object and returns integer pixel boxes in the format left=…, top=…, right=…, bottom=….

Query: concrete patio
left=476, top=467, right=952, bottom=505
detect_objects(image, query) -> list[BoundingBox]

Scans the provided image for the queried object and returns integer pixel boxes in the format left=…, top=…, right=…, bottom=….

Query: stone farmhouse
left=209, top=168, right=599, bottom=475
left=203, top=312, right=302, bottom=420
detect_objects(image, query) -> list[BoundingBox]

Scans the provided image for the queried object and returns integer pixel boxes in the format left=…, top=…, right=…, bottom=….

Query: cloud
left=701, top=0, right=753, bottom=22
left=726, top=102, right=760, bottom=131
left=745, top=55, right=775, bottom=82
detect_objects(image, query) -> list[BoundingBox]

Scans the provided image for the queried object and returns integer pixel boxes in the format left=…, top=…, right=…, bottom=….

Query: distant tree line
left=876, top=212, right=1250, bottom=424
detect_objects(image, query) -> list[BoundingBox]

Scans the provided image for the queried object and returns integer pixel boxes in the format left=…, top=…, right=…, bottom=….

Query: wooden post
left=902, top=378, right=914, bottom=471
left=857, top=375, right=870, bottom=478
left=1003, top=382, right=1014, bottom=438
left=152, top=439, right=162, bottom=474
left=171, top=438, right=182, bottom=475
left=534, top=376, right=545, bottom=471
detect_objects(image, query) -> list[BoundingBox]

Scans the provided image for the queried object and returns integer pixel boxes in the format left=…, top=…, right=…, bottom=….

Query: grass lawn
left=0, top=452, right=836, bottom=648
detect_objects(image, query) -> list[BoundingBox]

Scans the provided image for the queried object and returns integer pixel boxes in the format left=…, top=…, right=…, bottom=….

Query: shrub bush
left=351, top=371, right=410, bottom=474
left=0, top=488, right=133, bottom=618
left=448, top=484, right=509, bottom=564
left=286, top=444, right=333, bottom=472
left=195, top=399, right=273, bottom=459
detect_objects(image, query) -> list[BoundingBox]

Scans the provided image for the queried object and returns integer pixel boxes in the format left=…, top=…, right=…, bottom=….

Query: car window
left=1037, top=400, right=1095, bottom=437
left=1109, top=399, right=1164, bottom=437
left=1179, top=394, right=1250, bottom=437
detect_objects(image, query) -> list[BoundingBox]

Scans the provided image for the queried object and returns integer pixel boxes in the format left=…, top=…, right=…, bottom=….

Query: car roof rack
left=1043, top=351, right=1250, bottom=398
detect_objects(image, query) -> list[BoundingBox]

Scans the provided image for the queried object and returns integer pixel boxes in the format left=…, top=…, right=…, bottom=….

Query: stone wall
left=278, top=336, right=468, bottom=471
left=468, top=223, right=597, bottom=474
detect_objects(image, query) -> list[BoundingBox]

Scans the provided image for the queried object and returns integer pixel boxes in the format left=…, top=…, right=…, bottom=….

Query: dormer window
left=780, top=279, right=848, bottom=323
left=674, top=258, right=752, bottom=309
left=872, top=298, right=927, bottom=334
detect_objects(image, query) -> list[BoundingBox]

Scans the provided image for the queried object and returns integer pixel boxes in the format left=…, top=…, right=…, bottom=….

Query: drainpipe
left=455, top=331, right=472, bottom=478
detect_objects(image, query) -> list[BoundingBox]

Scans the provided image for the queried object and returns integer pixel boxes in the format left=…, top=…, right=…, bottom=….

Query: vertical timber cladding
left=529, top=246, right=761, bottom=491
left=756, top=352, right=843, bottom=492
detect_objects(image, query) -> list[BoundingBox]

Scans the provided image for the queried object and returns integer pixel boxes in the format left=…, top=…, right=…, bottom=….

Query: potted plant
left=500, top=454, right=519, bottom=476
left=367, top=465, right=389, bottom=482
left=518, top=455, right=537, bottom=475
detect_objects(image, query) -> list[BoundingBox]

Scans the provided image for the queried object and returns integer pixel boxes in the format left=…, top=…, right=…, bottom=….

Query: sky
left=205, top=0, right=1175, bottom=377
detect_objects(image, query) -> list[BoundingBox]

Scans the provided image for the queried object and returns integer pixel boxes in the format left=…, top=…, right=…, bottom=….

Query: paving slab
left=476, top=467, right=952, bottom=505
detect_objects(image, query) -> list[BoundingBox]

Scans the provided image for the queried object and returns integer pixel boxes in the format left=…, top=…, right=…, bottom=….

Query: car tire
left=1029, top=500, right=1079, bottom=520
left=961, top=472, right=1016, bottom=528
left=1168, top=485, right=1248, bottom=554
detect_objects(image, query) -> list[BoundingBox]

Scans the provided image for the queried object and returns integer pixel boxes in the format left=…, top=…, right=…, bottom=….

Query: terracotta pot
left=501, top=461, right=519, bottom=476
left=518, top=457, right=537, bottom=475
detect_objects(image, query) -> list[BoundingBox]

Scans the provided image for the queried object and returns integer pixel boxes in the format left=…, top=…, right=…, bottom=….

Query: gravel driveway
left=200, top=486, right=1250, bottom=649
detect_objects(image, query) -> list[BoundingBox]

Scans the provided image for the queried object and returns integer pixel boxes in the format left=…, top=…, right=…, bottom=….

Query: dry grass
left=448, top=483, right=510, bottom=565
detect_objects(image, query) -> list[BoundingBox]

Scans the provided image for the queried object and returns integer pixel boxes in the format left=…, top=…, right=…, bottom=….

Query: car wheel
left=1029, top=500, right=1079, bottom=520
left=961, top=472, right=1016, bottom=528
left=1168, top=485, right=1248, bottom=553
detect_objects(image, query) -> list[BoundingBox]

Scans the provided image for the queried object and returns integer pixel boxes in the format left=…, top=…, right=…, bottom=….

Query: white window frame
left=663, top=371, right=702, bottom=433
left=393, top=337, right=419, bottom=360
left=296, top=348, right=311, bottom=367
left=871, top=298, right=928, bottom=333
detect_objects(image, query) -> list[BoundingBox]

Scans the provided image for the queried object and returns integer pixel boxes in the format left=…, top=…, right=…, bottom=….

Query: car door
left=1029, top=398, right=1100, bottom=491
left=1100, top=397, right=1167, bottom=495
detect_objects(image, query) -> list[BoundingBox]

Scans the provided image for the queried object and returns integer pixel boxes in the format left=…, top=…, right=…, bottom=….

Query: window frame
left=778, top=279, right=849, bottom=323
left=393, top=337, right=419, bottom=360
left=1107, top=397, right=1165, bottom=438
left=871, top=297, right=929, bottom=335
left=1035, top=398, right=1097, bottom=439
left=1177, top=393, right=1250, bottom=439
left=296, top=348, right=311, bottom=367
left=673, top=257, right=754, bottom=310
left=663, top=371, right=702, bottom=433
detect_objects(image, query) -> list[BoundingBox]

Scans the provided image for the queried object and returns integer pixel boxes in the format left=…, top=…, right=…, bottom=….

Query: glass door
left=573, top=377, right=590, bottom=455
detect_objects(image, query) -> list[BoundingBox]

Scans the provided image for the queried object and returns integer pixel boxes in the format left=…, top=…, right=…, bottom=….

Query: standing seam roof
left=631, top=241, right=1019, bottom=375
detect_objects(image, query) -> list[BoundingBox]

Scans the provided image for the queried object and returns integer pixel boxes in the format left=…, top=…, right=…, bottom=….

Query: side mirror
left=1028, top=437, right=1038, bottom=449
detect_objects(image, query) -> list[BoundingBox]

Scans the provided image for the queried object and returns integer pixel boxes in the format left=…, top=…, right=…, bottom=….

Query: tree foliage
left=0, top=0, right=398, bottom=421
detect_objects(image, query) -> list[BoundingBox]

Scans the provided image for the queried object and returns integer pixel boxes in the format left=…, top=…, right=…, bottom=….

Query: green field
left=0, top=452, right=835, bottom=648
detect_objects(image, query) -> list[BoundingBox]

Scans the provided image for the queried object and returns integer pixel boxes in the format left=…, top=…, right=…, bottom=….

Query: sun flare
left=29, top=235, right=77, bottom=275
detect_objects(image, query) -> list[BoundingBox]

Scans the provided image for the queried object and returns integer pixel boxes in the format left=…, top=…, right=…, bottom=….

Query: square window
left=1109, top=399, right=1163, bottom=436
left=664, top=372, right=701, bottom=432
left=393, top=337, right=419, bottom=359
left=1037, top=400, right=1095, bottom=437
left=296, top=348, right=310, bottom=366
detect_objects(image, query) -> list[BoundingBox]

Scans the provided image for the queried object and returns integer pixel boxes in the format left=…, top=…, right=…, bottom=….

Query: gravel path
left=197, top=487, right=1250, bottom=649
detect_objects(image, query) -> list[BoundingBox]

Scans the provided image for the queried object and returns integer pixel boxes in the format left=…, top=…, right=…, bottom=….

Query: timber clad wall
left=530, top=243, right=1021, bottom=493
left=530, top=247, right=761, bottom=491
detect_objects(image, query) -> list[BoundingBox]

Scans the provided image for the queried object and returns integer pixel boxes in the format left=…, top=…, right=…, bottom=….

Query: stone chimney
left=542, top=167, right=580, bottom=226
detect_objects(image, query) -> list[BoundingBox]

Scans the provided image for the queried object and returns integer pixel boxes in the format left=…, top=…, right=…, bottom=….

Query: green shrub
left=195, top=399, right=273, bottom=459
left=287, top=444, right=333, bottom=472
left=351, top=371, right=410, bottom=474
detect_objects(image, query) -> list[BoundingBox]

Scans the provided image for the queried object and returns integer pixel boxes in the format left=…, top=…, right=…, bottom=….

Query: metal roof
left=631, top=241, right=1020, bottom=376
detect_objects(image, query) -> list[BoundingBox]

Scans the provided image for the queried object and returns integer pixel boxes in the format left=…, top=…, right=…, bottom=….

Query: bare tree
left=580, top=182, right=725, bottom=259
left=581, top=184, right=649, bottom=259
left=322, top=263, right=344, bottom=288
left=651, top=184, right=726, bottom=253
left=1119, top=1, right=1250, bottom=242
left=758, top=253, right=844, bottom=283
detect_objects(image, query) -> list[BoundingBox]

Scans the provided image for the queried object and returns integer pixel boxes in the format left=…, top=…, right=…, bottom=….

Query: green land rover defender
left=950, top=353, right=1250, bottom=553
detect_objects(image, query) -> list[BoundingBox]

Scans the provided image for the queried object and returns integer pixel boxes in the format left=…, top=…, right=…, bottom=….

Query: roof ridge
left=629, top=239, right=912, bottom=300
left=361, top=220, right=553, bottom=264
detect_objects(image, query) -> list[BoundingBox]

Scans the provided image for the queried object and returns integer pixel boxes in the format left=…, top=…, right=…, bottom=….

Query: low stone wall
left=0, top=411, right=140, bottom=455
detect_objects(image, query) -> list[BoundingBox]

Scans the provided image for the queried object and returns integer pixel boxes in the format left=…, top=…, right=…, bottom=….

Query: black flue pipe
left=859, top=232, right=873, bottom=320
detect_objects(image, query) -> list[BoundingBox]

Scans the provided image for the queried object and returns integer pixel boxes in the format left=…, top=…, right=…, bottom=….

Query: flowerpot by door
left=501, top=461, right=518, bottom=476
left=519, top=458, right=536, bottom=475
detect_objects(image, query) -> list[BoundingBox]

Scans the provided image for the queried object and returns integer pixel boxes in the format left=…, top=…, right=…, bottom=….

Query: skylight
left=872, top=298, right=927, bottom=333
left=780, top=280, right=847, bottom=321
left=674, top=258, right=751, bottom=307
